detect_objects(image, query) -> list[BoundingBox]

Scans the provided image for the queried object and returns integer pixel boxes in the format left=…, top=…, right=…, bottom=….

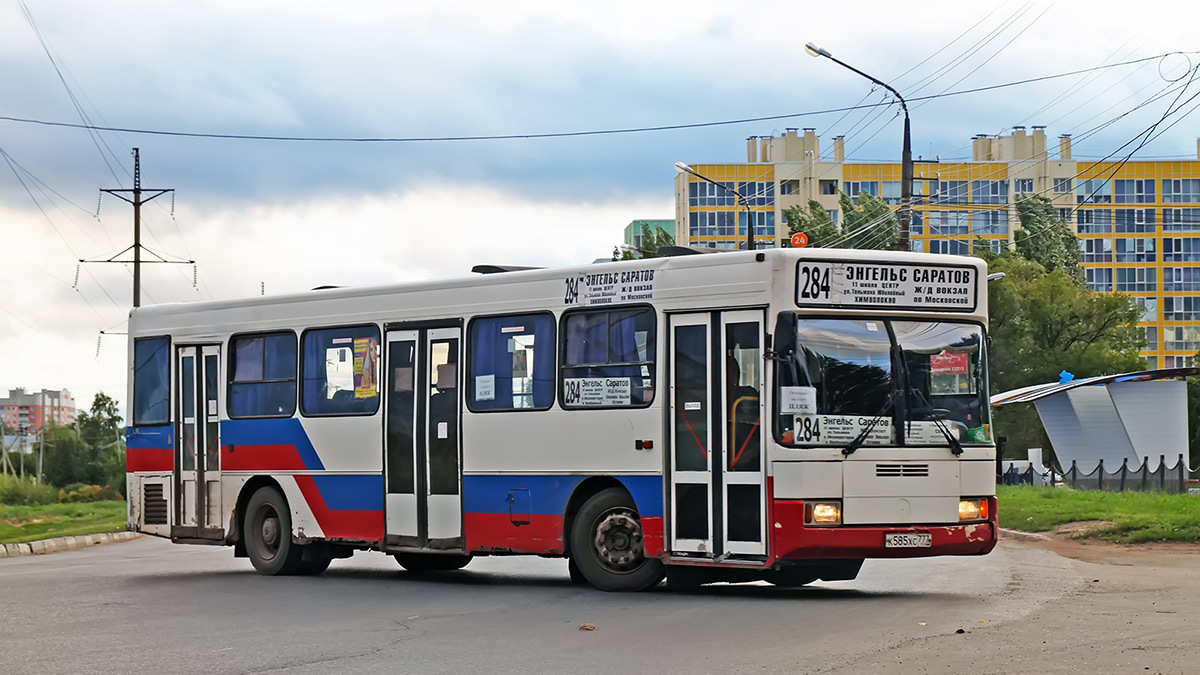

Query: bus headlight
left=805, top=501, right=842, bottom=526
left=959, top=498, right=988, bottom=522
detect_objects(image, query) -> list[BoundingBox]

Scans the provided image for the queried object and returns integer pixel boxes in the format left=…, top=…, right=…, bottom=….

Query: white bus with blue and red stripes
left=125, top=246, right=997, bottom=591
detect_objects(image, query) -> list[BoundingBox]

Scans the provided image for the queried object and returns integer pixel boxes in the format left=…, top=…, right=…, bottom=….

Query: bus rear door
left=173, top=344, right=224, bottom=541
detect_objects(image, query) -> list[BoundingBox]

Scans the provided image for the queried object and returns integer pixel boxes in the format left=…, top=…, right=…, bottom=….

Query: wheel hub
left=260, top=513, right=280, bottom=557
left=593, top=511, right=644, bottom=571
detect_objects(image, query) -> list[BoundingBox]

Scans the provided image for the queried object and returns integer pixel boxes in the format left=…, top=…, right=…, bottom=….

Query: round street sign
left=791, top=232, right=809, bottom=248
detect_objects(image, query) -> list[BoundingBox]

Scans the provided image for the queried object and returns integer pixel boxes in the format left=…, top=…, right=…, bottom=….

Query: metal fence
left=1000, top=454, right=1196, bottom=494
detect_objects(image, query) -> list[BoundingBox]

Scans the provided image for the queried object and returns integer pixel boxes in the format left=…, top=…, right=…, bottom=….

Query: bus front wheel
left=569, top=487, right=664, bottom=592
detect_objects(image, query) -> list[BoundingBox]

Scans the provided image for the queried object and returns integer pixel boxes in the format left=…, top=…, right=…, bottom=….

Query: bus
left=124, top=247, right=997, bottom=591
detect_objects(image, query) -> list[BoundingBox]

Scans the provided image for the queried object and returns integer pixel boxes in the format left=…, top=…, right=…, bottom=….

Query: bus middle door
left=383, top=323, right=464, bottom=551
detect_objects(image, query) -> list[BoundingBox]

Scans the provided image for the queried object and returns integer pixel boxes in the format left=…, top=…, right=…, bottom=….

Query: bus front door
left=173, top=344, right=224, bottom=541
left=383, top=325, right=464, bottom=551
left=668, top=311, right=766, bottom=559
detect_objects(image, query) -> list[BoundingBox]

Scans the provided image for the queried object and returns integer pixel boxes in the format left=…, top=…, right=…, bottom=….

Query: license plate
left=885, top=532, right=932, bottom=548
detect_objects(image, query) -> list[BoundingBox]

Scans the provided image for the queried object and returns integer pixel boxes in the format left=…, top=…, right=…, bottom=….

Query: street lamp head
left=805, top=42, right=830, bottom=59
left=674, top=161, right=692, bottom=174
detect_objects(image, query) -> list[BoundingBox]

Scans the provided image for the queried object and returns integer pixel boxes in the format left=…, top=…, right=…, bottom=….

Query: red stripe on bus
left=221, top=444, right=308, bottom=472
left=126, top=447, right=173, bottom=472
left=293, top=475, right=383, bottom=542
left=464, top=512, right=565, bottom=554
left=641, top=515, right=664, bottom=558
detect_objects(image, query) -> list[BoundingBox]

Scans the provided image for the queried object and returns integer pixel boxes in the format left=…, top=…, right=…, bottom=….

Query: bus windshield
left=775, top=316, right=990, bottom=448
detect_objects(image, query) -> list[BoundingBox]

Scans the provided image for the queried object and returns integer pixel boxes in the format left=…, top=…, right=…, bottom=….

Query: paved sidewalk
left=0, top=531, right=141, bottom=558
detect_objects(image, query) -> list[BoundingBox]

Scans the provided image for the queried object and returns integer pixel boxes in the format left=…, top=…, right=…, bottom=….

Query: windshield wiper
left=909, top=404, right=965, bottom=456
left=843, top=395, right=894, bottom=457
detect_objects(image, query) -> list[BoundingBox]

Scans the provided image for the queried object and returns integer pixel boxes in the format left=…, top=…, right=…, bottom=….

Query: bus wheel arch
left=232, top=475, right=282, bottom=558
left=562, top=476, right=626, bottom=556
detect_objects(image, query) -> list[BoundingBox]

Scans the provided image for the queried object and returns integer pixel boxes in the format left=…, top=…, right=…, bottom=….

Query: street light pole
left=675, top=162, right=755, bottom=251
left=806, top=42, right=912, bottom=252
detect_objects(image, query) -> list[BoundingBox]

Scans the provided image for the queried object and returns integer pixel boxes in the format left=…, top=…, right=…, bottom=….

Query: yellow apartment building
left=673, top=127, right=1200, bottom=368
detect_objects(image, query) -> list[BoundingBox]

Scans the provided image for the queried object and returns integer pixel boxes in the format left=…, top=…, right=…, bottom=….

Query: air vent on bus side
left=143, top=483, right=168, bottom=525
left=875, top=463, right=930, bottom=477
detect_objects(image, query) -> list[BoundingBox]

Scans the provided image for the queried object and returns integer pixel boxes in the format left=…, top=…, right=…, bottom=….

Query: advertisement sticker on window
left=353, top=337, right=378, bottom=399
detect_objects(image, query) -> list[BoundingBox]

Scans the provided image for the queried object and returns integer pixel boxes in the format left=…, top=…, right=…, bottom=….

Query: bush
left=0, top=474, right=58, bottom=507
left=57, top=484, right=124, bottom=503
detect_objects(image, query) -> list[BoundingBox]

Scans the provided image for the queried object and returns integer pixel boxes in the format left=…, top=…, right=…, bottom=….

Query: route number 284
left=799, top=265, right=831, bottom=300
left=794, top=416, right=822, bottom=442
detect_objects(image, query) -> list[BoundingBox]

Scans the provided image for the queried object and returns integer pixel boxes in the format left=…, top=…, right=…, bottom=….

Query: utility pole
left=37, top=427, right=45, bottom=484
left=86, top=149, right=191, bottom=308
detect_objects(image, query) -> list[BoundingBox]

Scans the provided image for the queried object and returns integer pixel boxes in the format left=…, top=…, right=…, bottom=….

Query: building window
left=1114, top=237, right=1156, bottom=263
left=1014, top=178, right=1034, bottom=195
left=842, top=181, right=879, bottom=200
left=970, top=210, right=1008, bottom=235
left=928, top=239, right=970, bottom=256
left=1144, top=326, right=1158, bottom=350
left=1165, top=326, right=1200, bottom=354
left=1075, top=179, right=1113, bottom=204
left=1053, top=178, right=1073, bottom=193
left=928, top=210, right=969, bottom=235
left=736, top=181, right=775, bottom=206
left=561, top=308, right=656, bottom=408
left=1162, top=179, right=1200, bottom=204
left=1114, top=208, right=1155, bottom=233
left=301, top=325, right=381, bottom=416
left=1136, top=297, right=1158, bottom=323
left=739, top=211, right=776, bottom=237
left=1085, top=268, right=1113, bottom=292
left=133, top=337, right=170, bottom=426
left=1163, top=236, right=1200, bottom=262
left=1114, top=179, right=1155, bottom=204
left=1163, top=208, right=1200, bottom=232
left=971, top=180, right=1008, bottom=205
left=1163, top=267, right=1200, bottom=293
left=689, top=180, right=737, bottom=207
left=229, top=332, right=297, bottom=418
left=1079, top=237, right=1112, bottom=263
left=467, top=313, right=555, bottom=411
left=973, top=239, right=1003, bottom=255
left=880, top=181, right=902, bottom=205
left=779, top=180, right=799, bottom=196
left=1115, top=268, right=1156, bottom=293
left=1164, top=297, right=1200, bottom=321
left=935, top=181, right=968, bottom=205
left=1076, top=209, right=1113, bottom=233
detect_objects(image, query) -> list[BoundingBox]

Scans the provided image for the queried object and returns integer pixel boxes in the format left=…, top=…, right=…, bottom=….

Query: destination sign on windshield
left=795, top=260, right=978, bottom=312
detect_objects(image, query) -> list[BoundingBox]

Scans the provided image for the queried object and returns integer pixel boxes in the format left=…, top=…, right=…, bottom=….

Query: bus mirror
left=772, top=313, right=797, bottom=356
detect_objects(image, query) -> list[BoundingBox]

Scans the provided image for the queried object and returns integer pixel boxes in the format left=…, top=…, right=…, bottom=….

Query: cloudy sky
left=2, top=0, right=1198, bottom=416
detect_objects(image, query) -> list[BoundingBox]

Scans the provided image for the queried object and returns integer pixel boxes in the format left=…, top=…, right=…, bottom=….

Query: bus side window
left=300, top=325, right=381, bottom=416
left=133, top=336, right=170, bottom=426
left=466, top=313, right=555, bottom=411
left=561, top=307, right=656, bottom=408
left=229, top=332, right=297, bottom=418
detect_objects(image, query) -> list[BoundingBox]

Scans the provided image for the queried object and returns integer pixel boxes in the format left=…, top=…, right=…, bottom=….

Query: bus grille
left=875, top=463, right=930, bottom=477
left=143, top=483, right=168, bottom=525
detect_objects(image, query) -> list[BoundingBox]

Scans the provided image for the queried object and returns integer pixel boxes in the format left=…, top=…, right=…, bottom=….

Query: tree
left=984, top=253, right=1144, bottom=462
left=43, top=392, right=125, bottom=488
left=612, top=223, right=675, bottom=260
left=1014, top=195, right=1084, bottom=284
left=783, top=199, right=840, bottom=247
left=783, top=191, right=897, bottom=250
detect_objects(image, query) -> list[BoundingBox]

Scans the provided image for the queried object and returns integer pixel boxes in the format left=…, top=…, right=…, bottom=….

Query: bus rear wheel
left=569, top=487, right=664, bottom=592
left=393, top=553, right=472, bottom=572
left=245, top=486, right=306, bottom=576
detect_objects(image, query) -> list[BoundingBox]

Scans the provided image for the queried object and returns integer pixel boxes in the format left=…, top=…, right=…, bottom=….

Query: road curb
left=0, top=531, right=142, bottom=558
left=999, top=527, right=1051, bottom=542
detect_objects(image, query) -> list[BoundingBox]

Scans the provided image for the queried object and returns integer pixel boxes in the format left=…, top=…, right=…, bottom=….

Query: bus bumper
left=771, top=499, right=998, bottom=560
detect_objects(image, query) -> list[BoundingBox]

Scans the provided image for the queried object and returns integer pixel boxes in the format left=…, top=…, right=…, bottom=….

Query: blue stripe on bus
left=311, top=475, right=384, bottom=511
left=126, top=425, right=172, bottom=449
left=222, top=418, right=325, bottom=471
left=462, top=475, right=663, bottom=518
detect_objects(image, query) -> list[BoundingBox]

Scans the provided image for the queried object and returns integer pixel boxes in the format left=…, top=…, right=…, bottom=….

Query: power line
left=0, top=55, right=1187, bottom=144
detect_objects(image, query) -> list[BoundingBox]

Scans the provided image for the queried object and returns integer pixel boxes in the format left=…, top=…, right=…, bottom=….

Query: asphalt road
left=1, top=537, right=1080, bottom=675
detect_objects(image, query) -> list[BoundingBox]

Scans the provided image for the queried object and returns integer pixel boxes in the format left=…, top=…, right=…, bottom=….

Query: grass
left=997, top=485, right=1200, bottom=543
left=0, top=501, right=127, bottom=545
